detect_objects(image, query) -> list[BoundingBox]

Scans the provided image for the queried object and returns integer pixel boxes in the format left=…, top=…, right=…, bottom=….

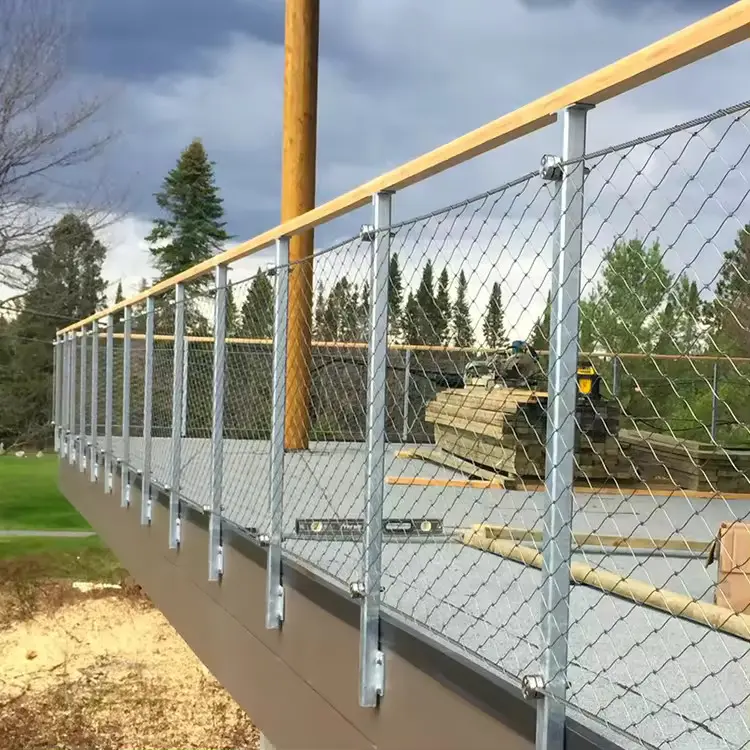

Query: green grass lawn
left=0, top=453, right=91, bottom=531
left=0, top=535, right=124, bottom=581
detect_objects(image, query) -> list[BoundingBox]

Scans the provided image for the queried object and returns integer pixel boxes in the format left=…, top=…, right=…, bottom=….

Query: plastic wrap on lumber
left=459, top=528, right=750, bottom=641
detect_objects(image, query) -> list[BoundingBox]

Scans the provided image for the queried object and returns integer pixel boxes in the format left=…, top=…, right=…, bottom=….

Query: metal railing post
left=53, top=337, right=61, bottom=453
left=90, top=322, right=99, bottom=482
left=60, top=335, right=68, bottom=457
left=121, top=306, right=132, bottom=507
left=170, top=284, right=185, bottom=549
left=142, top=297, right=155, bottom=525
left=79, top=327, right=88, bottom=472
left=68, top=332, right=77, bottom=465
left=711, top=360, right=719, bottom=442
left=534, top=103, right=592, bottom=750
left=266, top=237, right=289, bottom=629
left=209, top=266, right=228, bottom=581
left=105, top=315, right=114, bottom=493
left=401, top=348, right=411, bottom=443
left=358, top=190, right=392, bottom=708
left=181, top=338, right=189, bottom=437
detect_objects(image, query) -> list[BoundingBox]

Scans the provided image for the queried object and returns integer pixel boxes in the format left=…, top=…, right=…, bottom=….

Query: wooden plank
left=434, top=427, right=517, bottom=474
left=403, top=446, right=513, bottom=485
left=58, top=1, right=750, bottom=335
left=386, top=476, right=505, bottom=489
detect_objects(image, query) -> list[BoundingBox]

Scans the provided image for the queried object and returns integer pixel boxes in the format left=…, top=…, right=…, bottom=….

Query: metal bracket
left=521, top=674, right=545, bottom=701
left=540, top=154, right=563, bottom=182
left=269, top=585, right=285, bottom=625
left=350, top=580, right=366, bottom=598
left=373, top=650, right=385, bottom=697
left=175, top=516, right=182, bottom=546
left=258, top=533, right=271, bottom=547
left=216, top=544, right=224, bottom=577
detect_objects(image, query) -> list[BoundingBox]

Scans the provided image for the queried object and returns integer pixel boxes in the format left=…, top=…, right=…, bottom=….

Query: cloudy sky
left=60, top=0, right=750, bottom=337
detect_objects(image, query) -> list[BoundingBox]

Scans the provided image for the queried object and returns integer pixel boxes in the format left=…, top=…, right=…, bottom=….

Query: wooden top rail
left=57, top=1, right=750, bottom=336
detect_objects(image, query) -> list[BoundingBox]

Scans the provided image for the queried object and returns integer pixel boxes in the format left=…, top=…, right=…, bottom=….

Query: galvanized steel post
left=53, top=337, right=61, bottom=453
left=358, top=191, right=392, bottom=707
left=79, top=327, right=88, bottom=473
left=104, top=315, right=114, bottom=493
left=266, top=237, right=289, bottom=629
left=536, top=103, right=591, bottom=750
left=121, top=307, right=132, bottom=507
left=209, top=266, right=227, bottom=581
left=142, top=297, right=155, bottom=525
left=90, top=322, right=99, bottom=482
left=170, top=284, right=186, bottom=549
left=68, top=332, right=77, bottom=466
left=60, top=336, right=68, bottom=457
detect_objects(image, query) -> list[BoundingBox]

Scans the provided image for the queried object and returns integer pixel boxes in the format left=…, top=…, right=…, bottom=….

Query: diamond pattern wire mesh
left=281, top=235, right=377, bottom=584
left=53, top=97, right=750, bottom=750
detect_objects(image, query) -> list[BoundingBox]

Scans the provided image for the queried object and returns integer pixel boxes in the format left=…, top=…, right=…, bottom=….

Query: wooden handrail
left=57, top=1, right=750, bottom=335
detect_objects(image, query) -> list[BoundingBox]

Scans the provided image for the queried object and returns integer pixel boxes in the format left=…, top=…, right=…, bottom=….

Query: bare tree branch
left=0, top=0, right=119, bottom=289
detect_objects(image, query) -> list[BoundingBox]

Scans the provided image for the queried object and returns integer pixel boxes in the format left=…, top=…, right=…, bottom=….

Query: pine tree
left=240, top=270, right=275, bottom=338
left=313, top=282, right=327, bottom=340
left=435, top=267, right=451, bottom=345
left=7, top=214, right=107, bottom=444
left=359, top=281, right=370, bottom=342
left=452, top=270, right=474, bottom=348
left=482, top=282, right=506, bottom=349
left=388, top=253, right=404, bottom=341
left=530, top=294, right=551, bottom=351
left=402, top=291, right=421, bottom=345
left=146, top=138, right=231, bottom=292
left=113, top=280, right=125, bottom=331
left=413, top=261, right=441, bottom=345
left=226, top=284, right=239, bottom=337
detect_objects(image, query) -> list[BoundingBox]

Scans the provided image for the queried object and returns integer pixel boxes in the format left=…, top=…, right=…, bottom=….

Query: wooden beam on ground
left=464, top=523, right=712, bottom=555
left=58, top=1, right=750, bottom=335
left=459, top=529, right=750, bottom=641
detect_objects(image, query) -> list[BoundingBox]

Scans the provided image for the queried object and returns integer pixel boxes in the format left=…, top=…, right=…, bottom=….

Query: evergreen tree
left=4, top=214, right=107, bottom=444
left=710, top=224, right=750, bottom=354
left=404, top=261, right=441, bottom=345
left=453, top=270, right=474, bottom=348
left=240, top=270, right=274, bottom=338
left=226, top=284, right=239, bottom=337
left=482, top=282, right=506, bottom=349
left=583, top=237, right=672, bottom=354
left=358, top=281, right=370, bottom=342
left=435, top=267, right=451, bottom=345
left=113, top=281, right=125, bottom=332
left=530, top=293, right=551, bottom=351
left=146, top=138, right=231, bottom=292
left=314, top=282, right=327, bottom=340
left=388, top=253, right=404, bottom=341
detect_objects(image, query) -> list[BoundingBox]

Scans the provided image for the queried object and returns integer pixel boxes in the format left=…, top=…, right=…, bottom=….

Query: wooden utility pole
left=282, top=0, right=319, bottom=450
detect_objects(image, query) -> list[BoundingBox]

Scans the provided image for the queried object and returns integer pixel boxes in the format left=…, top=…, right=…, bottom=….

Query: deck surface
left=102, top=436, right=750, bottom=750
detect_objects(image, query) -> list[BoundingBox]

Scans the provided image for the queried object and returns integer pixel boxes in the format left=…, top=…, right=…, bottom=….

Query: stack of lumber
left=618, top=429, right=750, bottom=492
left=424, top=386, right=635, bottom=483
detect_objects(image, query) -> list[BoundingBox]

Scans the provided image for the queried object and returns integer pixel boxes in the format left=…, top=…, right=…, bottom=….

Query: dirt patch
left=0, top=583, right=259, bottom=749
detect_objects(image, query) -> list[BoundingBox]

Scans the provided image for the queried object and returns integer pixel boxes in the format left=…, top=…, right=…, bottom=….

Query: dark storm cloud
left=74, top=0, right=283, bottom=80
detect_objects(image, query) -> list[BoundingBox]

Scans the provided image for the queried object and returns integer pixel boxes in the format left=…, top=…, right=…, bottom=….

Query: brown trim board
left=59, top=460, right=620, bottom=750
